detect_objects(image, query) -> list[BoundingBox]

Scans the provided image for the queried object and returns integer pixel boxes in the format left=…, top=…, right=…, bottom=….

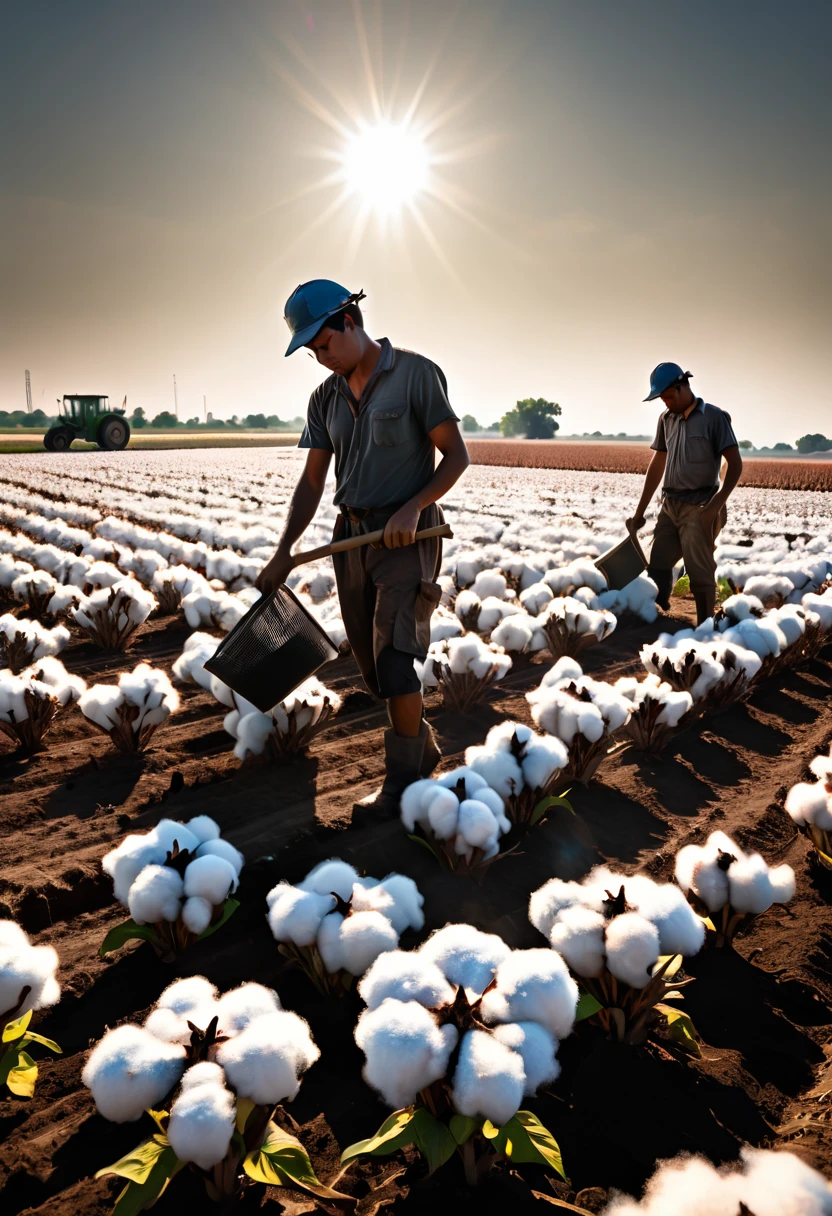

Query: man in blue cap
left=256, top=280, right=469, bottom=811
left=627, top=363, right=742, bottom=625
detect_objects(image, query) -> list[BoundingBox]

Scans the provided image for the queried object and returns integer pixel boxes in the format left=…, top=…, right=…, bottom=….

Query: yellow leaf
left=6, top=1051, right=37, bottom=1097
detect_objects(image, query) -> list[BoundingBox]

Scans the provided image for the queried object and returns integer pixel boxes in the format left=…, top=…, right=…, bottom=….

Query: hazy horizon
left=2, top=0, right=830, bottom=447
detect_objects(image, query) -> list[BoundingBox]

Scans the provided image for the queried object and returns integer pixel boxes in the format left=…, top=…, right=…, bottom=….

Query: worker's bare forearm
left=635, top=451, right=667, bottom=516
left=408, top=422, right=470, bottom=513
left=709, top=447, right=742, bottom=509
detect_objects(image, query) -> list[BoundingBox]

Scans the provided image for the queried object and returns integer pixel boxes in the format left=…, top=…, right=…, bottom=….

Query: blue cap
left=283, top=279, right=365, bottom=356
left=644, top=362, right=692, bottom=401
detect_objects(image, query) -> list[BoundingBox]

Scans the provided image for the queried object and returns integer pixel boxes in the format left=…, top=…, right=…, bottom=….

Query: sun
left=340, top=121, right=430, bottom=218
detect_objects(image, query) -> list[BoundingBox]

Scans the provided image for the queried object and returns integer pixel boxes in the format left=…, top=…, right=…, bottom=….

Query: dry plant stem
left=436, top=664, right=503, bottom=712
left=621, top=702, right=692, bottom=756
left=154, top=585, right=182, bottom=616
left=683, top=890, right=764, bottom=948
left=76, top=590, right=144, bottom=650
left=418, top=831, right=520, bottom=881
left=565, top=735, right=623, bottom=784
left=0, top=691, right=60, bottom=753
left=84, top=703, right=162, bottom=753
left=263, top=701, right=335, bottom=762
left=277, top=941, right=351, bottom=997
left=540, top=619, right=600, bottom=661
left=18, top=583, right=54, bottom=617
left=581, top=955, right=693, bottom=1045
left=1, top=634, right=38, bottom=675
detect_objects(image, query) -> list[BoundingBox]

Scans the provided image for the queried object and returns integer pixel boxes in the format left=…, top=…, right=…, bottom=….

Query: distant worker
left=627, top=362, right=742, bottom=625
left=256, top=280, right=469, bottom=810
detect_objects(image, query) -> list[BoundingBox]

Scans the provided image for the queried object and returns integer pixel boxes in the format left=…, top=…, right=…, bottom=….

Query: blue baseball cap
left=644, top=362, right=692, bottom=401
left=283, top=279, right=366, bottom=356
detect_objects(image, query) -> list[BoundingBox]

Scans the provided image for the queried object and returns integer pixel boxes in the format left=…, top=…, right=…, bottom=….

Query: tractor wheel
left=43, top=431, right=56, bottom=451
left=98, top=417, right=130, bottom=451
left=50, top=428, right=73, bottom=452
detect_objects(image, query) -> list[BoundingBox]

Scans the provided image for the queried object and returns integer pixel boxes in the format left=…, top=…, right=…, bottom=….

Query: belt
left=340, top=502, right=406, bottom=524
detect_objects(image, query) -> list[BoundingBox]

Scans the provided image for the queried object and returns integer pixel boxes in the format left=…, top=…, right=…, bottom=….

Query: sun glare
left=341, top=121, right=430, bottom=217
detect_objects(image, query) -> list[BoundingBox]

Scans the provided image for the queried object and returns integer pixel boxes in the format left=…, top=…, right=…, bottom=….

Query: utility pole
left=173, top=374, right=179, bottom=420
left=203, top=394, right=207, bottom=423
left=24, top=370, right=32, bottom=414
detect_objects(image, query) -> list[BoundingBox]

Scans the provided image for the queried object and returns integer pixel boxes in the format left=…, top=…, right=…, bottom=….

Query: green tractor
left=44, top=395, right=131, bottom=452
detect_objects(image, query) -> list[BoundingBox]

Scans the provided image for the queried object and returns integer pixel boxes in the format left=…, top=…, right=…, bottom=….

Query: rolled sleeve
left=712, top=409, right=738, bottom=454
left=297, top=389, right=333, bottom=452
left=651, top=414, right=668, bottom=453
left=414, top=360, right=459, bottom=434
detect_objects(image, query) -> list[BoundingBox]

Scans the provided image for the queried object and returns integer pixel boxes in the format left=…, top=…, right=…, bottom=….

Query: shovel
left=204, top=523, right=453, bottom=712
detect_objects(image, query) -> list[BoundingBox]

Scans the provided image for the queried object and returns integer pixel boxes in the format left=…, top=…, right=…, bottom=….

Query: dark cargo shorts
left=331, top=502, right=444, bottom=699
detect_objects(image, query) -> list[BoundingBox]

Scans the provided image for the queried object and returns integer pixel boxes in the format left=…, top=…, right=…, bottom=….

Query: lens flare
left=341, top=121, right=430, bottom=217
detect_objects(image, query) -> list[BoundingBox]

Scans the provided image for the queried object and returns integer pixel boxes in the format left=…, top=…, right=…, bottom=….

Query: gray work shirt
left=299, top=337, right=458, bottom=508
left=651, top=397, right=738, bottom=504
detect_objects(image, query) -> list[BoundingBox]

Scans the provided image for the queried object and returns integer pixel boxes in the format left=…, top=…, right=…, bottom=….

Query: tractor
left=44, top=396, right=131, bottom=451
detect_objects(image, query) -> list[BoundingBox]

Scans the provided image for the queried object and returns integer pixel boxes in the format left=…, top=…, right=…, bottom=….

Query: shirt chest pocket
left=685, top=434, right=713, bottom=469
left=371, top=405, right=410, bottom=447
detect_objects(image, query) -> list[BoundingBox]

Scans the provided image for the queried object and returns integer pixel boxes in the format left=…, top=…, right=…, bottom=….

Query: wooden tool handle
left=290, top=522, right=453, bottom=568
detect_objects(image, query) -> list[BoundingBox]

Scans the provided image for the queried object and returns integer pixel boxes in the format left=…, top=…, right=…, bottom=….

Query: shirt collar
left=683, top=396, right=704, bottom=420
left=337, top=337, right=394, bottom=411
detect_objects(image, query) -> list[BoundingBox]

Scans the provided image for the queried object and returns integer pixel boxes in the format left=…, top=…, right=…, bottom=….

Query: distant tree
left=265, top=414, right=282, bottom=428
left=773, top=442, right=793, bottom=451
left=462, top=414, right=481, bottom=432
left=795, top=433, right=832, bottom=453
left=185, top=416, right=200, bottom=427
left=616, top=431, right=627, bottom=439
left=245, top=413, right=267, bottom=429
left=150, top=410, right=179, bottom=428
left=500, top=397, right=562, bottom=439
left=738, top=439, right=754, bottom=450
left=130, top=407, right=148, bottom=429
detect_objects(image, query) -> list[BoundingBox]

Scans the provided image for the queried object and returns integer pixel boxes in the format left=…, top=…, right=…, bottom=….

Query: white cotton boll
left=471, top=569, right=508, bottom=600
left=0, top=925, right=61, bottom=1018
left=458, top=799, right=501, bottom=850
left=737, top=1145, right=832, bottom=1216
left=521, top=735, right=569, bottom=790
left=630, top=882, right=706, bottom=958
left=437, top=766, right=488, bottom=798
left=542, top=655, right=584, bottom=687
left=183, top=855, right=238, bottom=905
left=195, top=838, right=244, bottom=876
left=604, top=914, right=660, bottom=989
left=455, top=588, right=481, bottom=624
left=549, top=905, right=607, bottom=978
left=451, top=1028, right=525, bottom=1127
left=519, top=582, right=554, bottom=616
left=185, top=815, right=221, bottom=845
left=181, top=896, right=213, bottom=936
left=400, top=778, right=443, bottom=832
left=426, top=787, right=461, bottom=840
left=464, top=745, right=523, bottom=801
left=102, top=835, right=167, bottom=906
left=318, top=910, right=399, bottom=976
left=490, top=614, right=534, bottom=652
left=785, top=782, right=832, bottom=830
left=215, top=983, right=281, bottom=1035
left=128, top=865, right=184, bottom=925
left=357, top=951, right=455, bottom=1011
left=81, top=1024, right=186, bottom=1122
left=356, top=999, right=458, bottom=1109
left=374, top=874, right=425, bottom=934
left=680, top=852, right=732, bottom=913
left=266, top=883, right=334, bottom=947
left=419, top=924, right=512, bottom=995
left=528, top=878, right=584, bottom=938
left=728, top=853, right=794, bottom=915
left=491, top=1021, right=560, bottom=1095
left=430, top=606, right=465, bottom=642
left=152, top=819, right=201, bottom=856
left=232, top=710, right=271, bottom=759
left=446, top=634, right=488, bottom=674
left=299, top=859, right=361, bottom=900
left=153, top=976, right=220, bottom=1033
left=481, top=948, right=579, bottom=1039
left=167, top=1063, right=236, bottom=1171
left=216, top=1009, right=319, bottom=1105
left=768, top=864, right=797, bottom=906
left=78, top=684, right=125, bottom=731
left=475, top=787, right=509, bottom=828
left=484, top=720, right=535, bottom=752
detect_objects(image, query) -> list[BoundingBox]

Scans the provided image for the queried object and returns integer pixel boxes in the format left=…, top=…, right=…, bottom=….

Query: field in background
left=466, top=440, right=832, bottom=490
left=0, top=431, right=302, bottom=453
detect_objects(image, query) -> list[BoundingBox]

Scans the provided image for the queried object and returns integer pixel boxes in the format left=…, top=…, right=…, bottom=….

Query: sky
left=1, top=0, right=830, bottom=446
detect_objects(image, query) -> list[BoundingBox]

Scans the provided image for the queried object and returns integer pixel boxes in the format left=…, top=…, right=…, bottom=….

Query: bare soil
left=2, top=599, right=831, bottom=1215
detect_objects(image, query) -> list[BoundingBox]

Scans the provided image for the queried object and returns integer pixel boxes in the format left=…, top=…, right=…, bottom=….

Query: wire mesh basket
left=594, top=533, right=648, bottom=591
left=203, top=586, right=339, bottom=712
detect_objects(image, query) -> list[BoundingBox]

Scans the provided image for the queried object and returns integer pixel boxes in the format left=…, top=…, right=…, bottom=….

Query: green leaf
left=196, top=897, right=240, bottom=942
left=657, top=1005, right=702, bottom=1057
left=410, top=1108, right=456, bottom=1175
left=244, top=1122, right=352, bottom=1200
left=20, top=1031, right=62, bottom=1054
left=95, top=1133, right=172, bottom=1185
left=575, top=991, right=603, bottom=1022
left=491, top=1111, right=567, bottom=1181
left=99, top=919, right=162, bottom=958
left=235, top=1095, right=255, bottom=1133
left=672, top=575, right=690, bottom=597
left=449, top=1114, right=479, bottom=1145
left=652, top=953, right=682, bottom=980
left=2, top=1009, right=32, bottom=1042
left=5, top=1049, right=37, bottom=1097
left=530, top=792, right=575, bottom=825
left=406, top=832, right=440, bottom=860
left=109, top=1147, right=181, bottom=1216
left=341, top=1107, right=455, bottom=1176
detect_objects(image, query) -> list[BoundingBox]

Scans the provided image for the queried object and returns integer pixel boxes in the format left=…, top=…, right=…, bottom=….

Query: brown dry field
left=466, top=441, right=832, bottom=490
left=2, top=593, right=832, bottom=1215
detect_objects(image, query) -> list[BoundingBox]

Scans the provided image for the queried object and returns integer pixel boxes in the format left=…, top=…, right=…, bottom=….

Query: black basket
left=203, top=586, right=339, bottom=712
left=594, top=533, right=648, bottom=592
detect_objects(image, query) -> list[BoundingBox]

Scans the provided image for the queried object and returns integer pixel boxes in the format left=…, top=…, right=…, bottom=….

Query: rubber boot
left=694, top=590, right=715, bottom=628
left=649, top=567, right=674, bottom=612
left=355, top=726, right=427, bottom=815
left=420, top=719, right=442, bottom=777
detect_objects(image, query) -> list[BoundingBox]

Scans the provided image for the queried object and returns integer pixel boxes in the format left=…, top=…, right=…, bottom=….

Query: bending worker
left=627, top=362, right=742, bottom=626
left=256, top=280, right=469, bottom=810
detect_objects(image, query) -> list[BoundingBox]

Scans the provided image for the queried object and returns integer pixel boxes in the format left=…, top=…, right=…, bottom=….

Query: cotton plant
left=225, top=676, right=342, bottom=762
left=182, top=585, right=251, bottom=633
left=785, top=744, right=832, bottom=869
left=400, top=767, right=514, bottom=875
left=614, top=675, right=694, bottom=755
left=10, top=568, right=59, bottom=615
left=454, top=588, right=524, bottom=635
left=430, top=605, right=466, bottom=643
left=640, top=634, right=762, bottom=711
left=674, top=830, right=795, bottom=947
left=0, top=920, right=62, bottom=1098
left=151, top=564, right=212, bottom=615
left=530, top=865, right=705, bottom=1052
left=527, top=656, right=633, bottom=783
left=342, top=924, right=575, bottom=1187
left=490, top=609, right=549, bottom=656
left=84, top=977, right=345, bottom=1211
left=78, top=662, right=180, bottom=754
left=117, top=546, right=170, bottom=587
left=536, top=595, right=617, bottom=659
left=593, top=1146, right=832, bottom=1216
left=266, top=859, right=423, bottom=996
left=542, top=558, right=607, bottom=598
left=463, top=720, right=572, bottom=827
left=0, top=657, right=86, bottom=753
left=416, top=634, right=512, bottom=711
left=71, top=579, right=158, bottom=649
left=596, top=573, right=660, bottom=624
left=0, top=613, right=70, bottom=673
left=100, top=815, right=243, bottom=959
left=0, top=555, right=36, bottom=593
